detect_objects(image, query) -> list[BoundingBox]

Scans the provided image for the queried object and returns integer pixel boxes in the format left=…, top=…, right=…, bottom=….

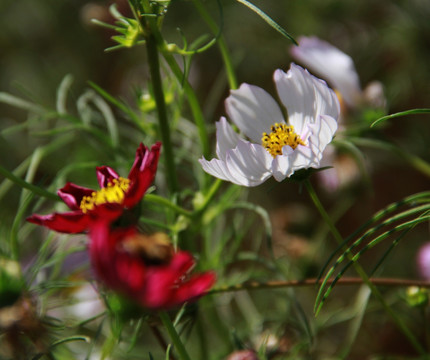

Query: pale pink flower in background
left=417, top=242, right=430, bottom=280
left=199, top=64, right=339, bottom=186
left=290, top=36, right=385, bottom=109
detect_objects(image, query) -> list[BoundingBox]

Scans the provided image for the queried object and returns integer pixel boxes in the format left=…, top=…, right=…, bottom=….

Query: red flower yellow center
left=262, top=123, right=305, bottom=158
left=80, top=177, right=131, bottom=213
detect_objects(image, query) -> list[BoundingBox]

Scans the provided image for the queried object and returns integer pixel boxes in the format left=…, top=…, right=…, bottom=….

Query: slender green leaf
left=0, top=164, right=59, bottom=202
left=50, top=335, right=90, bottom=348
left=317, top=191, right=430, bottom=282
left=371, top=108, right=430, bottom=127
left=316, top=203, right=430, bottom=311
left=56, top=74, right=74, bottom=114
left=88, top=81, right=146, bottom=134
left=234, top=0, right=297, bottom=45
left=0, top=92, right=45, bottom=113
left=315, top=212, right=430, bottom=315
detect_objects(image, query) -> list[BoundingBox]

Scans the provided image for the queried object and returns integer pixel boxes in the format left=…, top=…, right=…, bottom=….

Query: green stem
left=304, top=179, right=426, bottom=355
left=159, top=311, right=191, bottom=360
left=145, top=32, right=178, bottom=194
left=191, top=0, right=238, bottom=90
left=137, top=2, right=210, bottom=161
left=194, top=179, right=223, bottom=214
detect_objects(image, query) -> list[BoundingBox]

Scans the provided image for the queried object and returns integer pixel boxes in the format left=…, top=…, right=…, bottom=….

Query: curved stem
left=194, top=179, right=223, bottom=214
left=159, top=311, right=191, bottom=360
left=304, top=179, right=426, bottom=355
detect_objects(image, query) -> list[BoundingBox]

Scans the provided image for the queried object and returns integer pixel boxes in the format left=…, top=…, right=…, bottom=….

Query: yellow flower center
left=80, top=177, right=131, bottom=213
left=262, top=123, right=306, bottom=157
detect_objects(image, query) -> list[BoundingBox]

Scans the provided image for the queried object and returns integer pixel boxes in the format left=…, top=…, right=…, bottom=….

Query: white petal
left=271, top=145, right=317, bottom=182
left=274, top=64, right=340, bottom=135
left=199, top=140, right=272, bottom=187
left=224, top=141, right=272, bottom=186
left=215, top=117, right=241, bottom=160
left=226, top=83, right=284, bottom=143
left=290, top=36, right=362, bottom=107
left=305, top=114, right=338, bottom=156
left=199, top=157, right=246, bottom=186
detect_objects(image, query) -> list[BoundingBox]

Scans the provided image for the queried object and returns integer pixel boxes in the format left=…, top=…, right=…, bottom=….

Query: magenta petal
left=141, top=252, right=206, bottom=309
left=92, top=203, right=124, bottom=222
left=90, top=222, right=146, bottom=294
left=88, top=222, right=214, bottom=310
left=168, top=251, right=195, bottom=273
left=89, top=221, right=119, bottom=287
left=125, top=142, right=161, bottom=208
left=27, top=211, right=91, bottom=234
left=58, top=182, right=94, bottom=210
left=172, top=272, right=216, bottom=306
left=115, top=255, right=146, bottom=293
left=141, top=266, right=177, bottom=308
left=96, top=166, right=120, bottom=188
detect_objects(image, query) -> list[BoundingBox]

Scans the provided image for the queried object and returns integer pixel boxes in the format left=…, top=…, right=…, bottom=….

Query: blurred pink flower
left=417, top=242, right=430, bottom=280
left=89, top=221, right=216, bottom=309
left=225, top=350, right=258, bottom=360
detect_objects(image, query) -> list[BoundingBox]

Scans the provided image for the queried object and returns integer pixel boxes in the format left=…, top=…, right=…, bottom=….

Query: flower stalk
left=145, top=32, right=178, bottom=195
left=135, top=0, right=211, bottom=160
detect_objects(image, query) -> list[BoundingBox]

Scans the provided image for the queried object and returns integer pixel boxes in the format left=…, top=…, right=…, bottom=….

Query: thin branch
left=210, top=277, right=430, bottom=294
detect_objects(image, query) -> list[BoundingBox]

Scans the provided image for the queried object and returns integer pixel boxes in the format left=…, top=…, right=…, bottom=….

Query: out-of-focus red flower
left=89, top=221, right=216, bottom=309
left=27, top=143, right=161, bottom=234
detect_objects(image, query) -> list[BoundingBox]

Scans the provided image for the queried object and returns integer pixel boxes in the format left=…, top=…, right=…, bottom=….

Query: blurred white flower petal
left=290, top=36, right=363, bottom=107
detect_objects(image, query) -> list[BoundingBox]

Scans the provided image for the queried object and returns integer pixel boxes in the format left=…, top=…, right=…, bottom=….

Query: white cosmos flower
left=199, top=64, right=340, bottom=187
left=290, top=36, right=363, bottom=108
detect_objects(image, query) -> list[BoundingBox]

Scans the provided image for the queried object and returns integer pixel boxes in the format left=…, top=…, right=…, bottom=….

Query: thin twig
left=210, top=277, right=430, bottom=294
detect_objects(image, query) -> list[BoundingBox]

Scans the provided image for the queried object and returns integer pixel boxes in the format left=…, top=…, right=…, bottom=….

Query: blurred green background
left=2, top=0, right=429, bottom=252
left=2, top=0, right=430, bottom=110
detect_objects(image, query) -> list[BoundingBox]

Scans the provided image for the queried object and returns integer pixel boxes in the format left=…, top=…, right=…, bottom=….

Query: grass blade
left=371, top=108, right=430, bottom=127
left=234, top=0, right=297, bottom=45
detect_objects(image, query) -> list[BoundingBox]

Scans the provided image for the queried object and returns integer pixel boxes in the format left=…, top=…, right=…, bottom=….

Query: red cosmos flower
left=89, top=221, right=216, bottom=309
left=27, top=143, right=161, bottom=234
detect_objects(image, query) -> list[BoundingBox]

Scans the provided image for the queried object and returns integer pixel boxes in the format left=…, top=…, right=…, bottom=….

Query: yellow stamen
left=262, top=123, right=306, bottom=158
left=80, top=177, right=130, bottom=213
